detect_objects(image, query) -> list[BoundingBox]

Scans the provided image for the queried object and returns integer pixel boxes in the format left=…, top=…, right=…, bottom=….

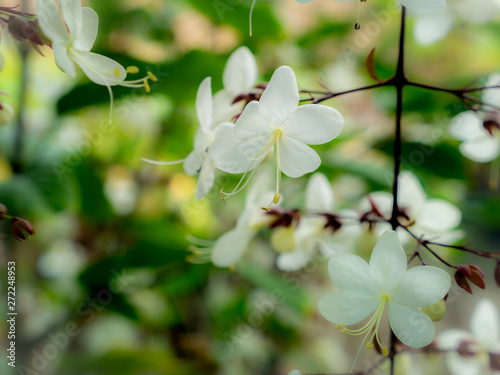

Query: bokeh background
left=0, top=0, right=499, bottom=374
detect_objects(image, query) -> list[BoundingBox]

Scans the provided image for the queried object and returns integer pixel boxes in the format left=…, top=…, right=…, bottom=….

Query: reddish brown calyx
left=454, top=264, right=486, bottom=294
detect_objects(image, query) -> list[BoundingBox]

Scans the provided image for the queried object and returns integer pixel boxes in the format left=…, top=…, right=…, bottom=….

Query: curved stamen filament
left=141, top=157, right=186, bottom=165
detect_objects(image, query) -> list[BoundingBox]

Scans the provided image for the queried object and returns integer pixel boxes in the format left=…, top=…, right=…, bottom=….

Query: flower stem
left=12, top=39, right=29, bottom=172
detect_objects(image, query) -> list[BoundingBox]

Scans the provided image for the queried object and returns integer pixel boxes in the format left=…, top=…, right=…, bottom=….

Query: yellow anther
left=126, top=66, right=140, bottom=74
left=114, top=67, right=121, bottom=78
left=341, top=327, right=346, bottom=333
left=144, top=79, right=151, bottom=93
left=273, top=193, right=281, bottom=204
left=147, top=71, right=158, bottom=82
left=220, top=188, right=226, bottom=204
left=261, top=206, right=271, bottom=212
left=382, top=346, right=389, bottom=357
left=366, top=342, right=374, bottom=349
left=337, top=323, right=344, bottom=330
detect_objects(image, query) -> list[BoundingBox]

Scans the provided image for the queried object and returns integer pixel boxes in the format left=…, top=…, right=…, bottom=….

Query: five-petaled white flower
left=448, top=73, right=500, bottom=163
left=36, top=0, right=156, bottom=124
left=318, top=230, right=451, bottom=370
left=210, top=65, right=344, bottom=206
left=360, top=171, right=463, bottom=244
left=143, top=77, right=231, bottom=200
left=413, top=0, right=500, bottom=46
left=436, top=298, right=500, bottom=375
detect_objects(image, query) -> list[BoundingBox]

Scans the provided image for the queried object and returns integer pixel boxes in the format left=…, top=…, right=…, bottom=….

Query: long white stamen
left=249, top=0, right=257, bottom=36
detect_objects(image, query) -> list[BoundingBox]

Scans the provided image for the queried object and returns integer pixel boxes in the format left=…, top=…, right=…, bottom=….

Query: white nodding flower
left=436, top=298, right=500, bottom=375
left=360, top=171, right=463, bottom=244
left=210, top=173, right=276, bottom=268
left=413, top=0, right=500, bottom=46
left=448, top=73, right=500, bottom=164
left=318, top=230, right=451, bottom=371
left=210, top=65, right=344, bottom=206
left=275, top=173, right=335, bottom=272
left=143, top=77, right=231, bottom=200
left=36, top=0, right=157, bottom=124
left=213, top=46, right=258, bottom=124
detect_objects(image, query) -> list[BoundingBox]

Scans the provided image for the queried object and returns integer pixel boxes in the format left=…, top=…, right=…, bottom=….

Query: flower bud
left=10, top=217, right=35, bottom=241
left=422, top=300, right=446, bottom=322
left=271, top=226, right=296, bottom=253
left=454, top=264, right=485, bottom=294
left=0, top=102, right=14, bottom=126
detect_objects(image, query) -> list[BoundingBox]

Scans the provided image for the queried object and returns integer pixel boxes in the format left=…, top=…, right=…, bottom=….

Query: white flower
left=318, top=230, right=451, bottom=360
left=36, top=0, right=156, bottom=123
left=436, top=298, right=500, bottom=375
left=144, top=77, right=231, bottom=199
left=413, top=0, right=500, bottom=46
left=213, top=46, right=258, bottom=124
left=448, top=74, right=500, bottom=163
left=275, top=173, right=335, bottom=271
left=210, top=66, right=344, bottom=205
left=360, top=171, right=463, bottom=244
left=295, top=0, right=446, bottom=14
left=211, top=173, right=275, bottom=268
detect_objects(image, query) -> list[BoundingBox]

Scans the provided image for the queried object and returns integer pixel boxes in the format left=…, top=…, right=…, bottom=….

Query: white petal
left=398, top=171, right=427, bottom=216
left=460, top=138, right=500, bottom=163
left=359, top=191, right=393, bottom=216
left=73, top=7, right=98, bottom=51
left=61, top=0, right=83, bottom=42
left=318, top=292, right=380, bottom=326
left=306, top=173, right=334, bottom=211
left=194, top=157, right=215, bottom=200
left=259, top=66, right=299, bottom=124
left=470, top=299, right=500, bottom=348
left=223, top=46, right=258, bottom=95
left=196, top=77, right=213, bottom=132
left=444, top=352, right=487, bottom=375
left=210, top=122, right=266, bottom=173
left=52, top=41, right=76, bottom=77
left=235, top=101, right=274, bottom=141
left=369, top=230, right=407, bottom=293
left=213, top=89, right=240, bottom=126
left=276, top=250, right=311, bottom=272
left=284, top=104, right=344, bottom=145
left=328, top=253, right=380, bottom=297
left=413, top=9, right=454, bottom=46
left=418, top=199, right=461, bottom=233
left=211, top=228, right=253, bottom=267
left=278, top=136, right=321, bottom=178
left=70, top=51, right=127, bottom=86
left=36, top=0, right=69, bottom=44
left=448, top=111, right=487, bottom=141
left=391, top=266, right=451, bottom=307
left=436, top=328, right=474, bottom=350
left=400, top=0, right=446, bottom=14
left=183, top=149, right=204, bottom=176
left=388, top=302, right=436, bottom=348
left=483, top=73, right=500, bottom=108
left=456, top=0, right=500, bottom=23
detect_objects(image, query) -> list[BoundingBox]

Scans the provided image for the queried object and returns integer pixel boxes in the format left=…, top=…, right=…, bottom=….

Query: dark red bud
left=494, top=262, right=500, bottom=288
left=455, top=270, right=473, bottom=294
left=266, top=208, right=300, bottom=229
left=323, top=214, right=342, bottom=232
left=469, top=265, right=486, bottom=289
left=490, top=353, right=500, bottom=371
left=457, top=340, right=476, bottom=358
left=456, top=264, right=472, bottom=278
left=483, top=119, right=500, bottom=136
left=11, top=217, right=35, bottom=241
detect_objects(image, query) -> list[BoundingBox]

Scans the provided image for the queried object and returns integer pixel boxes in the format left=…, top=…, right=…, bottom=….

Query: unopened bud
left=422, top=300, right=447, bottom=322
left=455, top=264, right=486, bottom=294
left=0, top=203, right=7, bottom=219
left=11, top=217, right=35, bottom=241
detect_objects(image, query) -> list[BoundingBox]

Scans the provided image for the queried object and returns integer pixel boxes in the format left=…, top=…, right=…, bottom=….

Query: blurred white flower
left=360, top=171, right=463, bottom=244
left=414, top=0, right=500, bottom=45
left=36, top=0, right=156, bottom=123
left=211, top=66, right=344, bottom=205
left=213, top=46, right=258, bottom=124
left=448, top=74, right=500, bottom=163
left=275, top=173, right=335, bottom=271
left=144, top=77, right=231, bottom=199
left=211, top=173, right=275, bottom=268
left=319, top=230, right=451, bottom=367
left=436, top=298, right=500, bottom=375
